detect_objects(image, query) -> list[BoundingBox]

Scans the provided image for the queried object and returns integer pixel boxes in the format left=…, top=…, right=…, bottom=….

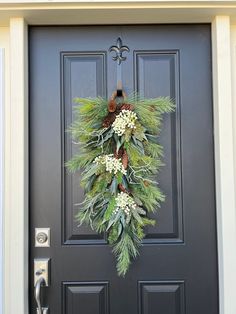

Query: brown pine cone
left=143, top=180, right=150, bottom=187
left=114, top=148, right=123, bottom=159
left=120, top=103, right=134, bottom=111
left=118, top=184, right=132, bottom=196
left=122, top=150, right=128, bottom=169
left=108, top=99, right=117, bottom=112
left=118, top=183, right=127, bottom=193
left=102, top=112, right=117, bottom=128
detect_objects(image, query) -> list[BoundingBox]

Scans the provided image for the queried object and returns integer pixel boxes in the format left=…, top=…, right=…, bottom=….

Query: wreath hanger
left=109, top=37, right=129, bottom=100
left=110, top=81, right=127, bottom=102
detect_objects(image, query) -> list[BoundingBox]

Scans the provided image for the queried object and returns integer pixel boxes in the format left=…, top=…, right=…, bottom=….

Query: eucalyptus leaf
left=136, top=207, right=146, bottom=216
left=117, top=223, right=123, bottom=237
left=116, top=172, right=123, bottom=184
left=116, top=136, right=125, bottom=153
left=110, top=177, right=118, bottom=195
left=132, top=210, right=143, bottom=224
left=84, top=174, right=96, bottom=193
left=107, top=211, right=121, bottom=230
left=66, top=93, right=175, bottom=276
left=122, top=177, right=129, bottom=190
left=104, top=197, right=116, bottom=221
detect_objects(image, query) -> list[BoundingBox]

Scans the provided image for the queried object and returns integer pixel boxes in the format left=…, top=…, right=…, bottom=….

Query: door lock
left=37, top=232, right=48, bottom=244
left=35, top=228, right=50, bottom=247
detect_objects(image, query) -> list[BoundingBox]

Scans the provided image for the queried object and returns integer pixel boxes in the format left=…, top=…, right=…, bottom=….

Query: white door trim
left=5, top=18, right=28, bottom=314
left=4, top=14, right=236, bottom=314
left=212, top=16, right=236, bottom=314
left=0, top=48, right=4, bottom=314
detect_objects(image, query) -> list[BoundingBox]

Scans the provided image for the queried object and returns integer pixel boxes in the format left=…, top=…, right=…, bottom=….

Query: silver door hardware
left=36, top=307, right=49, bottom=314
left=34, top=258, right=50, bottom=286
left=35, top=277, right=49, bottom=314
left=35, top=228, right=50, bottom=247
left=34, top=258, right=50, bottom=314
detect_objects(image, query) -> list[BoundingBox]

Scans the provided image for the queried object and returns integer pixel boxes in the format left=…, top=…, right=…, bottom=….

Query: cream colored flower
left=114, top=192, right=137, bottom=217
left=112, top=110, right=137, bottom=136
left=93, top=154, right=127, bottom=175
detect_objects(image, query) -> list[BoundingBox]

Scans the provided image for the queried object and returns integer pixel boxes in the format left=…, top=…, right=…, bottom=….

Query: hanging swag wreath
left=66, top=92, right=174, bottom=276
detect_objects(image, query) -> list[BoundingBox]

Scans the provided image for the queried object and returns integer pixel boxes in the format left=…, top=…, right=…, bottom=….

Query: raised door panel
left=139, top=281, right=185, bottom=314
left=135, top=51, right=183, bottom=242
left=62, top=53, right=107, bottom=244
left=63, top=282, right=109, bottom=314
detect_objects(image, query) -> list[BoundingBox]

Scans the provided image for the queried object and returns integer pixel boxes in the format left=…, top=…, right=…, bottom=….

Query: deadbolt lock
left=37, top=232, right=48, bottom=243
left=35, top=228, right=50, bottom=247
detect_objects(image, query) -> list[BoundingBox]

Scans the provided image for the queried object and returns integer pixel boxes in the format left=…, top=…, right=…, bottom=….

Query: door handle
left=34, top=258, right=50, bottom=314
left=34, top=277, right=48, bottom=314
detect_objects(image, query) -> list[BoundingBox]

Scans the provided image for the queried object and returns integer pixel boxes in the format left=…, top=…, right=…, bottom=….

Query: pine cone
left=143, top=180, right=150, bottom=187
left=108, top=99, right=117, bottom=112
left=114, top=148, right=123, bottom=159
left=120, top=103, right=134, bottom=111
left=118, top=183, right=127, bottom=193
left=122, top=150, right=128, bottom=169
left=102, top=112, right=117, bottom=128
left=118, top=185, right=132, bottom=196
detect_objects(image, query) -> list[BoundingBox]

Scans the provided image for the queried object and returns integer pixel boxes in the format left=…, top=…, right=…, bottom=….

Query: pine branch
left=66, top=93, right=175, bottom=276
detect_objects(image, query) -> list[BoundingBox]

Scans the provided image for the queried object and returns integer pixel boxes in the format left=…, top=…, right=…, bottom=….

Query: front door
left=29, top=25, right=218, bottom=314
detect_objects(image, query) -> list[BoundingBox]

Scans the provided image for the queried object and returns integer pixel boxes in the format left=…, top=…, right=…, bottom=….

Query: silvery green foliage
left=66, top=93, right=174, bottom=276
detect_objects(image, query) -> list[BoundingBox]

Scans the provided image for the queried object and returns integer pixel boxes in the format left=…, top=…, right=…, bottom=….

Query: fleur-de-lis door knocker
left=109, top=37, right=130, bottom=95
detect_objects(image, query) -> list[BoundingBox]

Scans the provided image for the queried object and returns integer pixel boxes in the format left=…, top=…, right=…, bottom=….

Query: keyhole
left=37, top=232, right=48, bottom=244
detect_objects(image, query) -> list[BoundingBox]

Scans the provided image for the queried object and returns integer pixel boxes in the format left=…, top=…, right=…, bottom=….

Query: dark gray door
left=29, top=25, right=218, bottom=314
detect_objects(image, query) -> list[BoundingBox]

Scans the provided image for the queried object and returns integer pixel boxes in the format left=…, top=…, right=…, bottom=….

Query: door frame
left=0, top=48, right=4, bottom=314
left=2, top=4, right=236, bottom=314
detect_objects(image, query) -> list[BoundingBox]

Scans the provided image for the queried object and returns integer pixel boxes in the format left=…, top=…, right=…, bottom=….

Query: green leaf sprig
left=66, top=93, right=175, bottom=276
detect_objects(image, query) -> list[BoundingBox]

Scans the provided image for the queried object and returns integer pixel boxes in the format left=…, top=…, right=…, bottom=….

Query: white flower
left=114, top=192, right=137, bottom=217
left=93, top=154, right=127, bottom=175
left=112, top=110, right=137, bottom=136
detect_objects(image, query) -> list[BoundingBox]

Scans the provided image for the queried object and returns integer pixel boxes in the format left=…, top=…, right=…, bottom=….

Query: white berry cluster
left=112, top=110, right=137, bottom=136
left=113, top=192, right=137, bottom=216
left=93, top=154, right=127, bottom=175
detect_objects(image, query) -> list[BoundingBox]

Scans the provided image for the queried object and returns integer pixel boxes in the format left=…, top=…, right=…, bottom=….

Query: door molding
left=3, top=14, right=236, bottom=314
left=212, top=16, right=236, bottom=314
left=1, top=2, right=236, bottom=25
left=5, top=18, right=28, bottom=314
left=0, top=48, right=4, bottom=314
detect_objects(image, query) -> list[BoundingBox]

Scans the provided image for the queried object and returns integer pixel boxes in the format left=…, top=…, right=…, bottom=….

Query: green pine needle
left=66, top=93, right=175, bottom=276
